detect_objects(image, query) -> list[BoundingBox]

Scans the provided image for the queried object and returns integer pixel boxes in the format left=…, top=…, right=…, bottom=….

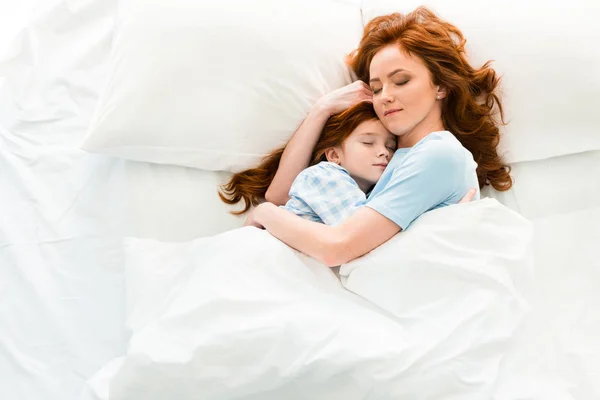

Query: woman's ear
left=435, top=86, right=447, bottom=100
left=325, top=147, right=342, bottom=165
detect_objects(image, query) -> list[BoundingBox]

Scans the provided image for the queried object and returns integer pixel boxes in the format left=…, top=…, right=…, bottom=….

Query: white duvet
left=84, top=198, right=534, bottom=400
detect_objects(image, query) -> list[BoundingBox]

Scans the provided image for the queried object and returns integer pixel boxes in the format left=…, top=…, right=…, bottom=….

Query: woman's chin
left=389, top=127, right=410, bottom=138
left=382, top=119, right=409, bottom=136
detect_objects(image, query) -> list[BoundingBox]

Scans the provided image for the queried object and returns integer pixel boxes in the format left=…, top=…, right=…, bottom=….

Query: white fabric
left=490, top=206, right=600, bottom=400
left=0, top=3, right=240, bottom=400
left=1, top=1, right=599, bottom=400
left=82, top=0, right=600, bottom=168
left=81, top=0, right=363, bottom=172
left=340, top=198, right=534, bottom=324
left=482, top=150, right=600, bottom=220
left=360, top=0, right=600, bottom=163
left=102, top=200, right=533, bottom=399
left=481, top=152, right=600, bottom=399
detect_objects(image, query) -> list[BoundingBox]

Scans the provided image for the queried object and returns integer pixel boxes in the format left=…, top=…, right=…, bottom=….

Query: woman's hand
left=244, top=205, right=266, bottom=229
left=315, top=81, right=373, bottom=116
left=459, top=188, right=478, bottom=204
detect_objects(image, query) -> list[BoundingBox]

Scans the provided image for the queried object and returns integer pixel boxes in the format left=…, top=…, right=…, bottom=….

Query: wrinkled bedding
left=1, top=1, right=599, bottom=400
left=82, top=199, right=534, bottom=400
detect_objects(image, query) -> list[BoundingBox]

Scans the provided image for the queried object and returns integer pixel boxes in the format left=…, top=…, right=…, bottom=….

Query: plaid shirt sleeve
left=280, top=162, right=366, bottom=226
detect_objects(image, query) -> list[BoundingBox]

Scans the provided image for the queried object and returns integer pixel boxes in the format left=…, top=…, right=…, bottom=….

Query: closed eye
left=371, top=81, right=407, bottom=94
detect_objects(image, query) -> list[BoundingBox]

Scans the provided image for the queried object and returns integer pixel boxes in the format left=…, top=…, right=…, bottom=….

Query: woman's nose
left=380, top=86, right=394, bottom=103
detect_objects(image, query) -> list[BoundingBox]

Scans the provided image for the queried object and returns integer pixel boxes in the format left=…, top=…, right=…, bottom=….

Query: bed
left=1, top=0, right=598, bottom=399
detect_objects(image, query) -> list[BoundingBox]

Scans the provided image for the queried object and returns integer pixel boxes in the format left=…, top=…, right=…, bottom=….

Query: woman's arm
left=252, top=203, right=399, bottom=267
left=265, top=81, right=374, bottom=205
left=249, top=188, right=477, bottom=267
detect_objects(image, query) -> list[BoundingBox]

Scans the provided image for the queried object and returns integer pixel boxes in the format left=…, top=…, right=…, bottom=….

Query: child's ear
left=325, top=147, right=342, bottom=165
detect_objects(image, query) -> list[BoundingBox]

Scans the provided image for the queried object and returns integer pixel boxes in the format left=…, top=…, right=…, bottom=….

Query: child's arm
left=265, top=106, right=330, bottom=206
left=265, top=82, right=373, bottom=205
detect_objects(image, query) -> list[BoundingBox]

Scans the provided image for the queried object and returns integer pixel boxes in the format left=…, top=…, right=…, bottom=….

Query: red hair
left=348, top=7, right=512, bottom=191
left=219, top=102, right=379, bottom=214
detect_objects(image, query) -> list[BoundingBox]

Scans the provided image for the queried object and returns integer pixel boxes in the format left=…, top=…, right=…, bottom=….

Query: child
left=280, top=110, right=395, bottom=225
left=219, top=102, right=396, bottom=225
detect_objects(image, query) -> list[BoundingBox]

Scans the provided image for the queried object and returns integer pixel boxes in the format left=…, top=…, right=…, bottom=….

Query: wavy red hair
left=219, top=102, right=380, bottom=214
left=348, top=7, right=512, bottom=191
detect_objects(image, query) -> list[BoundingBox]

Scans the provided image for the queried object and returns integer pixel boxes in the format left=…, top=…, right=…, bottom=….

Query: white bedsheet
left=1, top=1, right=599, bottom=399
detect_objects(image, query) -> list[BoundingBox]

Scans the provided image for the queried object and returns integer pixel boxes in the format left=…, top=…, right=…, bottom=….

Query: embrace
left=220, top=7, right=512, bottom=266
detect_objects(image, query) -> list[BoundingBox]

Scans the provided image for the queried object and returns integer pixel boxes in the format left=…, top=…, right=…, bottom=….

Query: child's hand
left=316, top=81, right=373, bottom=116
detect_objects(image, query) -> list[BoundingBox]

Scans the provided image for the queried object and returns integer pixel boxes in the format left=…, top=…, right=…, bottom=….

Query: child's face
left=333, top=119, right=396, bottom=192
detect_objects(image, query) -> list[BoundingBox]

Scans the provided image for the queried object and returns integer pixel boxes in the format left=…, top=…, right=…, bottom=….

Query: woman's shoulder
left=387, top=130, right=476, bottom=177
left=416, top=130, right=462, bottom=150
left=412, top=131, right=474, bottom=161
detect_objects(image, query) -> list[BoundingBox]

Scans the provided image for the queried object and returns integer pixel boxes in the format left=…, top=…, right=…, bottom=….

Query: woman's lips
left=384, top=109, right=401, bottom=116
left=374, top=163, right=388, bottom=169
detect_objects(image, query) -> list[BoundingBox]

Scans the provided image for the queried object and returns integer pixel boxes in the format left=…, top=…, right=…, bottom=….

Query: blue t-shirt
left=366, top=130, right=480, bottom=230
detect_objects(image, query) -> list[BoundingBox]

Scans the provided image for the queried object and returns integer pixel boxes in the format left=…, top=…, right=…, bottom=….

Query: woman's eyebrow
left=369, top=68, right=406, bottom=83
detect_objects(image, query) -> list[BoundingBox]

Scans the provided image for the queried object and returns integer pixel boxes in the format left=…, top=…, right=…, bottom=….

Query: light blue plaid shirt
left=280, top=161, right=367, bottom=226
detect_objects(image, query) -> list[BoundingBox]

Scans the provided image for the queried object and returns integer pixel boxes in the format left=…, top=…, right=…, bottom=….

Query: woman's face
left=368, top=44, right=445, bottom=147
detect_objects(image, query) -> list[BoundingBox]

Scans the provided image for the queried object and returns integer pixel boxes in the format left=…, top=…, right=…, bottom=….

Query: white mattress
left=0, top=1, right=598, bottom=399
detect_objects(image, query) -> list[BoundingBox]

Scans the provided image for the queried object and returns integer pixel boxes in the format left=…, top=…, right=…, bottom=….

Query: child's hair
left=219, top=101, right=379, bottom=214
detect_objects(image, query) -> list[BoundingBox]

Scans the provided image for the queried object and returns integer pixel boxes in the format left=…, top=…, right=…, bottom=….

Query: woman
left=247, top=7, right=512, bottom=266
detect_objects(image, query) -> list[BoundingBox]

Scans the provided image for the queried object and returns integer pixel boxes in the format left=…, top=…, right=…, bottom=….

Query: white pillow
left=82, top=0, right=363, bottom=172
left=122, top=165, right=244, bottom=241
left=482, top=150, right=600, bottom=220
left=94, top=199, right=533, bottom=399
left=361, top=0, right=600, bottom=163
